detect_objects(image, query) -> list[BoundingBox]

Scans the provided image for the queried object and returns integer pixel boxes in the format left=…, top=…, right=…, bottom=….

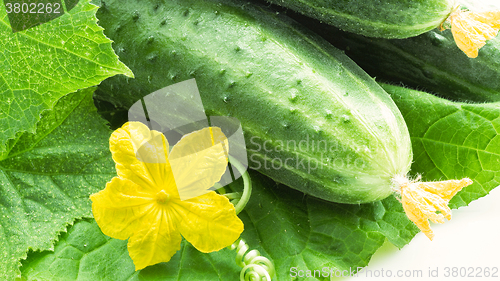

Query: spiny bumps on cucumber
left=94, top=0, right=473, bottom=240
left=94, top=0, right=412, bottom=204
left=264, top=0, right=455, bottom=39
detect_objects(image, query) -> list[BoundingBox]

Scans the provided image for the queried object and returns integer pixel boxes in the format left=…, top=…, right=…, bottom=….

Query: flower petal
left=169, top=127, right=229, bottom=200
left=90, top=177, right=156, bottom=239
left=401, top=192, right=435, bottom=240
left=419, top=178, right=473, bottom=201
left=176, top=191, right=243, bottom=252
left=110, top=122, right=173, bottom=193
left=450, top=10, right=500, bottom=58
left=127, top=205, right=182, bottom=270
left=471, top=11, right=500, bottom=29
left=400, top=178, right=473, bottom=240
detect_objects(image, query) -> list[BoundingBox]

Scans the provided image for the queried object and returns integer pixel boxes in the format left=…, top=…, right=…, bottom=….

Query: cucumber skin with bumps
left=264, top=0, right=454, bottom=39
left=94, top=0, right=412, bottom=204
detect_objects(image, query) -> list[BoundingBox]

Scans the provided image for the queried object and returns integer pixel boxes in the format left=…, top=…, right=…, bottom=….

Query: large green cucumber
left=94, top=0, right=412, bottom=204
left=293, top=1, right=500, bottom=102
left=264, top=0, right=454, bottom=39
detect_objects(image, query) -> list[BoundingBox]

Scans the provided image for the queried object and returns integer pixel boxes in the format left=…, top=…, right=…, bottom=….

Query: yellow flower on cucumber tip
left=90, top=121, right=244, bottom=270
left=440, top=5, right=500, bottom=58
left=393, top=175, right=473, bottom=241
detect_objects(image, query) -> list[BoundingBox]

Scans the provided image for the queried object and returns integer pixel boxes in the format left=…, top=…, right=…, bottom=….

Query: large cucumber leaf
left=20, top=172, right=415, bottom=281
left=20, top=219, right=242, bottom=281
left=382, top=83, right=500, bottom=208
left=0, top=0, right=132, bottom=157
left=0, top=88, right=115, bottom=280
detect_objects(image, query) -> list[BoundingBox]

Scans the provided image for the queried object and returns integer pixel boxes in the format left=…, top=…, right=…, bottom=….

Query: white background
left=334, top=0, right=500, bottom=280
left=335, top=187, right=500, bottom=281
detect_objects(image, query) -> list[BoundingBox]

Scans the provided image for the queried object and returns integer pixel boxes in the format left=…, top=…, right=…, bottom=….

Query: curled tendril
left=230, top=239, right=275, bottom=281
left=216, top=157, right=271, bottom=279
left=217, top=155, right=252, bottom=215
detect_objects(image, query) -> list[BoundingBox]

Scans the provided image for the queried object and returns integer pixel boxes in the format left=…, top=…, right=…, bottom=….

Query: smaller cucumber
left=265, top=0, right=454, bottom=39
left=297, top=18, right=500, bottom=102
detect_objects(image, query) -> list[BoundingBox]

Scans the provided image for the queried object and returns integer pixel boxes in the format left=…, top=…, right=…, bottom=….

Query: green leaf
left=20, top=219, right=242, bottom=281
left=20, top=171, right=418, bottom=281
left=0, top=0, right=133, bottom=157
left=0, top=87, right=115, bottom=280
left=382, top=83, right=500, bottom=208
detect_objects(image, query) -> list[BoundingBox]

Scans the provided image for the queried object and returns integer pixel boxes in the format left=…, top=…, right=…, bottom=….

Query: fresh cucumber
left=304, top=24, right=500, bottom=102
left=289, top=1, right=500, bottom=103
left=264, top=0, right=455, bottom=39
left=94, top=0, right=412, bottom=204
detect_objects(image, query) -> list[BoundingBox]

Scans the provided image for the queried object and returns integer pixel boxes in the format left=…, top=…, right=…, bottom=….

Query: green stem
left=228, top=155, right=252, bottom=215
left=224, top=192, right=241, bottom=199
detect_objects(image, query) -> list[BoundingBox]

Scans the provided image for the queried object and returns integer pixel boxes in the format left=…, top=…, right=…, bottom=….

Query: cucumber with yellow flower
left=288, top=0, right=500, bottom=102
left=264, top=0, right=500, bottom=58
left=92, top=0, right=473, bottom=259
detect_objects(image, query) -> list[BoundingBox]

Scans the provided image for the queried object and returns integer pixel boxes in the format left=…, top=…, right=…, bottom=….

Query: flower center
left=156, top=190, right=171, bottom=204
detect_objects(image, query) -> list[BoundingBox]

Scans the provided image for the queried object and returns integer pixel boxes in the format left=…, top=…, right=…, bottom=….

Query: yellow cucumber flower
left=441, top=6, right=500, bottom=58
left=90, top=122, right=244, bottom=270
left=393, top=175, right=473, bottom=240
